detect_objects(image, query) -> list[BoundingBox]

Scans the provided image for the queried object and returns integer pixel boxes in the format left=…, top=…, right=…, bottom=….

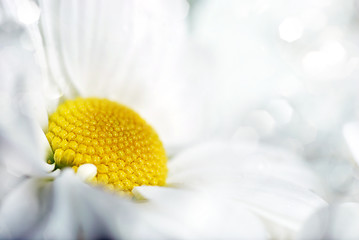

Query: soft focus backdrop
left=185, top=0, right=359, bottom=203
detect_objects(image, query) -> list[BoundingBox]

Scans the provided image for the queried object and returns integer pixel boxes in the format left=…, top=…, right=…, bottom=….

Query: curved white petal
left=0, top=178, right=52, bottom=239
left=297, top=203, right=359, bottom=240
left=134, top=186, right=269, bottom=239
left=167, top=141, right=327, bottom=238
left=0, top=109, right=53, bottom=177
left=34, top=0, right=188, bottom=98
left=0, top=169, right=163, bottom=239
left=0, top=167, right=23, bottom=199
left=29, top=169, right=145, bottom=240
left=168, top=140, right=325, bottom=196
left=0, top=1, right=49, bottom=126
left=214, top=175, right=326, bottom=237
left=0, top=14, right=53, bottom=180
left=0, top=94, right=53, bottom=179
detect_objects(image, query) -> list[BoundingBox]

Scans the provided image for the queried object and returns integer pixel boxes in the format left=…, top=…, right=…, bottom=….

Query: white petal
left=0, top=19, right=53, bottom=178
left=0, top=1, right=50, bottom=124
left=297, top=203, right=359, bottom=240
left=167, top=141, right=327, bottom=238
left=0, top=169, right=149, bottom=240
left=216, top=175, right=326, bottom=236
left=34, top=169, right=178, bottom=240
left=134, top=186, right=269, bottom=239
left=0, top=178, right=52, bottom=239
left=168, top=140, right=325, bottom=196
left=343, top=122, right=359, bottom=166
left=0, top=167, right=23, bottom=199
left=33, top=0, right=187, bottom=97
left=0, top=111, right=53, bottom=177
left=0, top=107, right=53, bottom=177
left=30, top=171, right=79, bottom=240
left=30, top=169, right=107, bottom=239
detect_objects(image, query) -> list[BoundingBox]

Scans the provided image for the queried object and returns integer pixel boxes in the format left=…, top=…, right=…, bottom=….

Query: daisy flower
left=0, top=0, right=326, bottom=239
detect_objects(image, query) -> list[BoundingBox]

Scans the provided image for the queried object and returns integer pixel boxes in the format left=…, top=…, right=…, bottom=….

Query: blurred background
left=184, top=0, right=359, bottom=203
left=1, top=0, right=359, bottom=203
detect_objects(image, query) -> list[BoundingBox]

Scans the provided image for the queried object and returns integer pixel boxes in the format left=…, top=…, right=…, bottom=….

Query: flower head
left=0, top=0, right=328, bottom=239
left=47, top=97, right=167, bottom=192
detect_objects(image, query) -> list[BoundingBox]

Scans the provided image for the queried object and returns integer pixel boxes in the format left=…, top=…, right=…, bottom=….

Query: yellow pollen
left=46, top=98, right=167, bottom=192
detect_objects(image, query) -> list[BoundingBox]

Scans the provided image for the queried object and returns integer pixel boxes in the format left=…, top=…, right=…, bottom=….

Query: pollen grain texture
left=46, top=98, right=167, bottom=192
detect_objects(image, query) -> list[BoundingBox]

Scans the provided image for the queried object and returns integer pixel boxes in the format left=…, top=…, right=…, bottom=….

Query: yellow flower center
left=45, top=98, right=167, bottom=192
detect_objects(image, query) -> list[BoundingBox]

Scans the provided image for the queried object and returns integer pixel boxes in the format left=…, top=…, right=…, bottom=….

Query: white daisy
left=0, top=0, right=327, bottom=239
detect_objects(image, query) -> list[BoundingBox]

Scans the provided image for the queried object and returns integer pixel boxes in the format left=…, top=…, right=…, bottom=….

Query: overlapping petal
left=134, top=186, right=269, bottom=239
left=0, top=47, right=52, bottom=181
left=0, top=170, right=161, bottom=239
left=163, top=141, right=327, bottom=238
left=168, top=141, right=324, bottom=194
